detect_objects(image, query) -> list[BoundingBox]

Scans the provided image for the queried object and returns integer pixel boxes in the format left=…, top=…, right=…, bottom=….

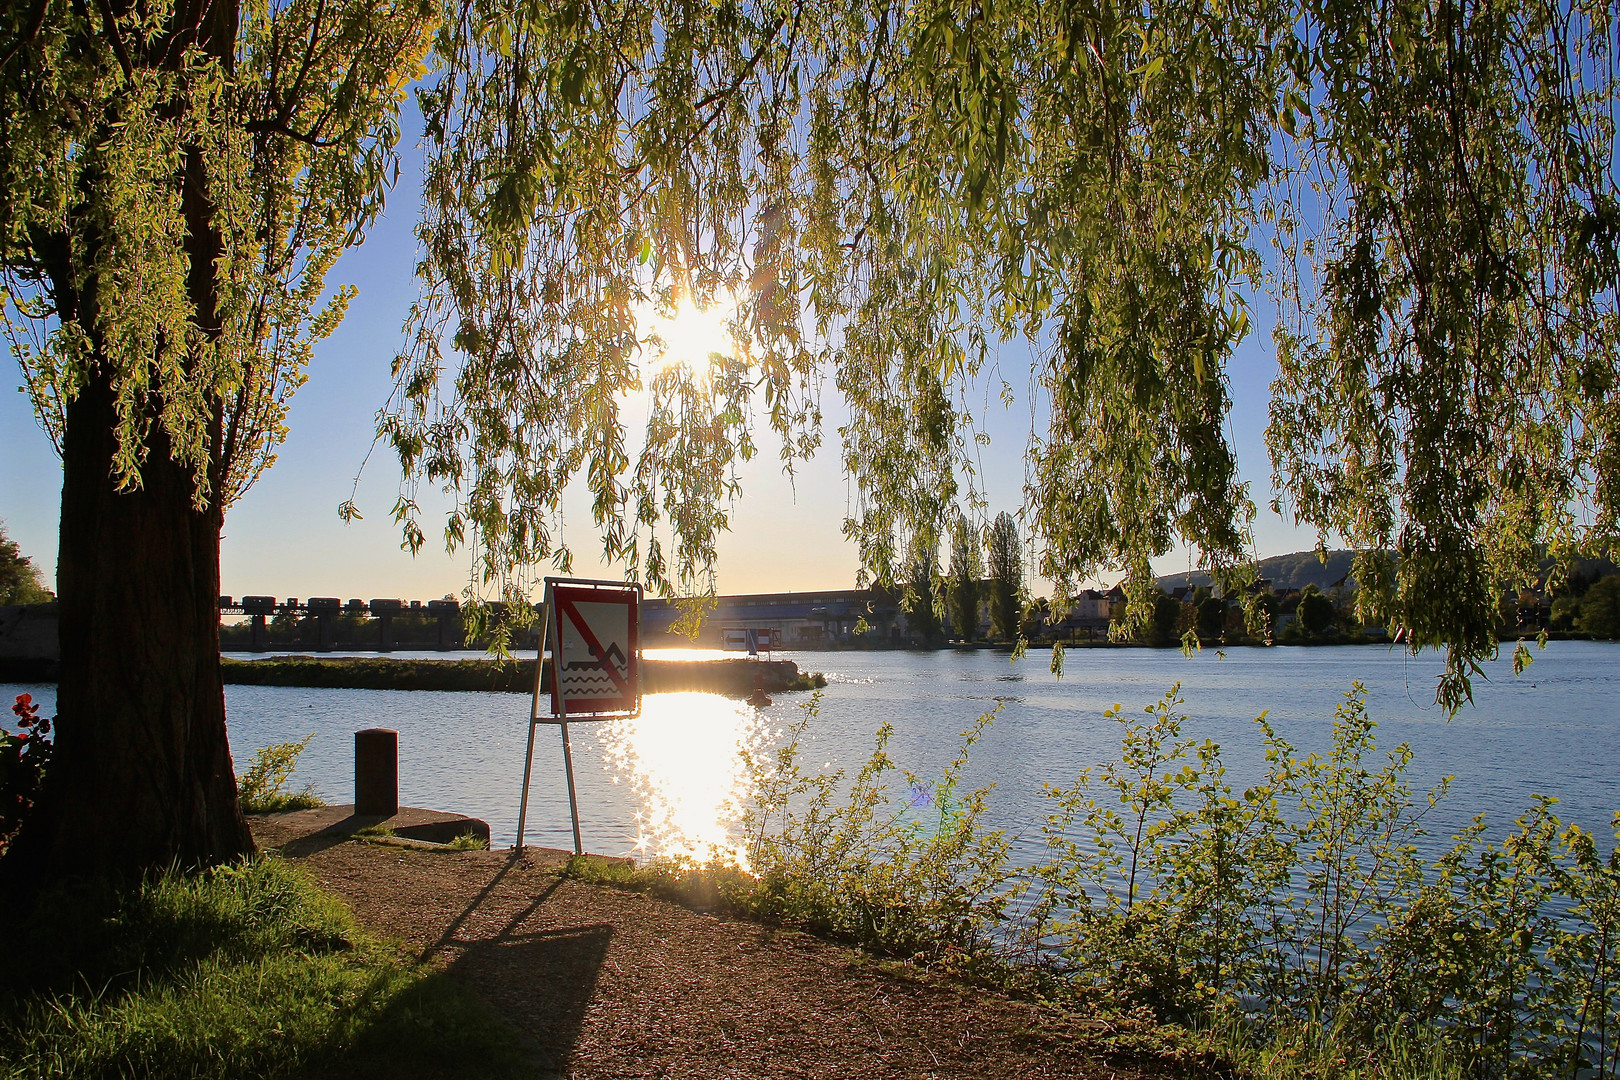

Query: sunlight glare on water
left=641, top=646, right=732, bottom=662
left=598, top=692, right=766, bottom=866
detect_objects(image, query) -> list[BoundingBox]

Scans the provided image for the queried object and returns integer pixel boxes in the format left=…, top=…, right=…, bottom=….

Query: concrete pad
left=251, top=803, right=496, bottom=855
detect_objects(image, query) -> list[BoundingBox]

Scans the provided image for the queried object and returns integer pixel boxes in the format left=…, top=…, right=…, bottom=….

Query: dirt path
left=251, top=811, right=1147, bottom=1080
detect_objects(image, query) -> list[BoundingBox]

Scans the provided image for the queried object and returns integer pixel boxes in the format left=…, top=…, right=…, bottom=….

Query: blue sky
left=0, top=117, right=1316, bottom=603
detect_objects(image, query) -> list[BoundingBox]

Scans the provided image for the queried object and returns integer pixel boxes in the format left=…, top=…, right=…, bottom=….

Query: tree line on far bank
left=894, top=519, right=1620, bottom=648
left=900, top=511, right=1025, bottom=647
left=12, top=514, right=1618, bottom=650
left=0, top=523, right=51, bottom=607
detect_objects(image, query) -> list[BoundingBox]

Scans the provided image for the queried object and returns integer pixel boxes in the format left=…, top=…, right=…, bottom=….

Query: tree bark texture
left=6, top=372, right=253, bottom=888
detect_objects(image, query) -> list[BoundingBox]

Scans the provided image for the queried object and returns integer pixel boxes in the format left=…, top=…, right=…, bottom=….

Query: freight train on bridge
left=219, top=596, right=466, bottom=652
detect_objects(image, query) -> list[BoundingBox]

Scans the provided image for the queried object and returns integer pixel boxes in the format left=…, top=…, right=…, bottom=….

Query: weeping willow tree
left=0, top=0, right=431, bottom=884
left=389, top=0, right=1620, bottom=711
left=5, top=0, right=1618, bottom=883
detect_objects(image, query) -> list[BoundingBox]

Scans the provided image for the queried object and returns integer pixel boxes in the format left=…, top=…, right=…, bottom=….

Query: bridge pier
left=429, top=598, right=460, bottom=651
left=241, top=596, right=276, bottom=652
left=369, top=598, right=402, bottom=652
left=307, top=598, right=340, bottom=652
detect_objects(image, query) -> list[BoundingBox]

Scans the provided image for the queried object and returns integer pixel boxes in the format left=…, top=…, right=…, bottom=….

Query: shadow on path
left=447, top=921, right=613, bottom=1076
left=424, top=851, right=562, bottom=961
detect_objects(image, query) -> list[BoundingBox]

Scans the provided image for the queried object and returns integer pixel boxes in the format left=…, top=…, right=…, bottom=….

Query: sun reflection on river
left=598, top=693, right=767, bottom=865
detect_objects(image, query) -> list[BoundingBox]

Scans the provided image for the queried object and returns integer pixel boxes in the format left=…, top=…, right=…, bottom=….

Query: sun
left=637, top=288, right=742, bottom=376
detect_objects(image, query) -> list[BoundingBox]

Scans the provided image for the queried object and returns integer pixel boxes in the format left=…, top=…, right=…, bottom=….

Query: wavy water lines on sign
left=598, top=692, right=768, bottom=866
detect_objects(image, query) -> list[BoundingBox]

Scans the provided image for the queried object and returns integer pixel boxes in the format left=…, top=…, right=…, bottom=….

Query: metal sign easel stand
left=514, top=578, right=640, bottom=856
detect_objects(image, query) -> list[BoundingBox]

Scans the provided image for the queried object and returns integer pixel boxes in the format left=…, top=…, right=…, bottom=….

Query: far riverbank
left=0, top=654, right=825, bottom=697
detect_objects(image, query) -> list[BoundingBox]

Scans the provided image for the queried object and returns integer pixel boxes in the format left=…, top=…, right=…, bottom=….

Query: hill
left=1157, top=550, right=1360, bottom=594
left=1157, top=549, right=1620, bottom=595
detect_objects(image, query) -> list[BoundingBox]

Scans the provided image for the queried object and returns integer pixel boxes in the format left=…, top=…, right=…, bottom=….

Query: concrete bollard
left=354, top=728, right=398, bottom=816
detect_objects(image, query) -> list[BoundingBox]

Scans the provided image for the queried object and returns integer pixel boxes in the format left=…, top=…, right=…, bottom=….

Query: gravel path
left=251, top=811, right=1148, bottom=1080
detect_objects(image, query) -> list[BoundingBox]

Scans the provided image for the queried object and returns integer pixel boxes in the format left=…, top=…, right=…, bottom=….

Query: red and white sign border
left=546, top=582, right=641, bottom=717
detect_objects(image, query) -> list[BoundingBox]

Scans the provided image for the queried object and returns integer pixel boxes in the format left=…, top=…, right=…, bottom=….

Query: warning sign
left=549, top=584, right=640, bottom=715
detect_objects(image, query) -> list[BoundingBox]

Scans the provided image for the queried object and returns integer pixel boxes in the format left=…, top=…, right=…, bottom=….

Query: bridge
left=218, top=585, right=926, bottom=653
left=220, top=596, right=471, bottom=652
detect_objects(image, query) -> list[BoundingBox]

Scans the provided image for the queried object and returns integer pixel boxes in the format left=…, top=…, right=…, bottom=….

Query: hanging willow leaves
left=0, top=0, right=437, bottom=883
left=1, top=0, right=433, bottom=512
left=1268, top=0, right=1620, bottom=710
left=387, top=0, right=1286, bottom=625
left=365, top=0, right=1619, bottom=710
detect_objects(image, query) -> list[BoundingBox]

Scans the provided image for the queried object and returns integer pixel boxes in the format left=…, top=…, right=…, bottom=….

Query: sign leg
left=515, top=718, right=539, bottom=851
left=561, top=721, right=583, bottom=856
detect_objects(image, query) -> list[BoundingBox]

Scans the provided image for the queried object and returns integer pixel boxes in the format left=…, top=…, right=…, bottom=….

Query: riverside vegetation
left=235, top=734, right=324, bottom=815
left=217, top=655, right=826, bottom=696
left=571, top=687, right=1620, bottom=1080
left=6, top=686, right=1616, bottom=1078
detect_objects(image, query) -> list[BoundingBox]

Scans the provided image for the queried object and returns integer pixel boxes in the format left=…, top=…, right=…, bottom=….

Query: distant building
left=1047, top=588, right=1112, bottom=639
left=1070, top=588, right=1111, bottom=621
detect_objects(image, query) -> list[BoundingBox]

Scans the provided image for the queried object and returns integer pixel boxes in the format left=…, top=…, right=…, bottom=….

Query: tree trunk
left=2, top=371, right=252, bottom=890
left=0, top=0, right=253, bottom=894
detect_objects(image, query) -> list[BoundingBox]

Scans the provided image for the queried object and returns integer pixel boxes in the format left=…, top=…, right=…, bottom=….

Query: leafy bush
left=732, top=695, right=1016, bottom=965
left=593, top=683, right=1620, bottom=1078
left=237, top=735, right=324, bottom=814
left=1026, top=684, right=1620, bottom=1079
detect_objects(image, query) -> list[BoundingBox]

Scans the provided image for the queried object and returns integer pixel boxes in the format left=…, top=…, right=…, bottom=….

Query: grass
left=0, top=859, right=533, bottom=1080
left=352, top=824, right=489, bottom=851
left=240, top=790, right=325, bottom=814
left=563, top=852, right=752, bottom=913
left=1208, top=1015, right=1466, bottom=1080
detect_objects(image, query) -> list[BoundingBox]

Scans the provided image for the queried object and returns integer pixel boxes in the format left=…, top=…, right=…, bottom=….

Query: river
left=4, top=641, right=1616, bottom=861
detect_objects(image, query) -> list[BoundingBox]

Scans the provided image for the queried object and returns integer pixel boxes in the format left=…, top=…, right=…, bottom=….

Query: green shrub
left=1025, top=684, right=1620, bottom=1079
left=237, top=735, right=325, bottom=814
left=574, top=683, right=1620, bottom=1079
left=732, top=693, right=1015, bottom=964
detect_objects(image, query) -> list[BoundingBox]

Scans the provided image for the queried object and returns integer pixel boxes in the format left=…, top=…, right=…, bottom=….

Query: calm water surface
left=5, top=642, right=1616, bottom=860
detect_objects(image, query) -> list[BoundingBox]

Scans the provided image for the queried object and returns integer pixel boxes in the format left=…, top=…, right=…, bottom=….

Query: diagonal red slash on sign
left=555, top=594, right=632, bottom=698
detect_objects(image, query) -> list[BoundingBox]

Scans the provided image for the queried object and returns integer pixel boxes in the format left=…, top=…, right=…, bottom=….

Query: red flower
left=12, top=693, right=39, bottom=726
